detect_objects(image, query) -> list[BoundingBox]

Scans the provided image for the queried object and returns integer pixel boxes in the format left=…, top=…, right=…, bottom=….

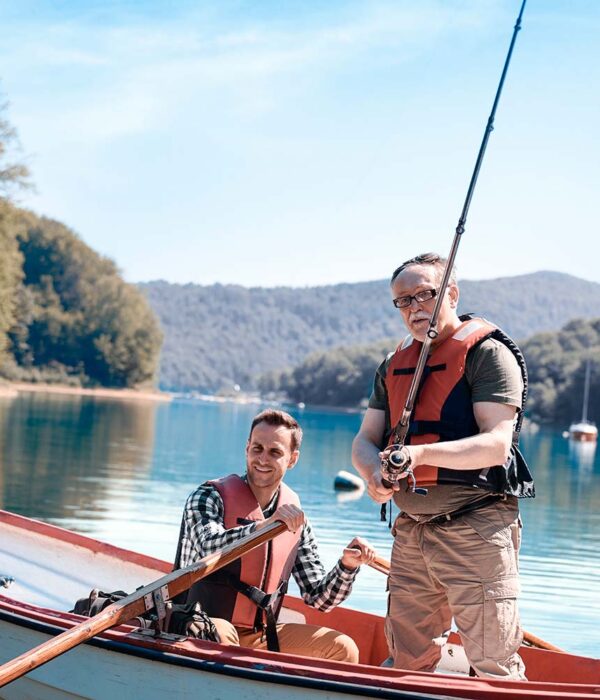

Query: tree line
left=259, top=318, right=600, bottom=425
left=0, top=97, right=162, bottom=388
left=143, top=272, right=600, bottom=394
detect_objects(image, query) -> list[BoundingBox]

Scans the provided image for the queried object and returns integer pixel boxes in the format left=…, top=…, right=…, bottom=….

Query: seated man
left=174, top=408, right=374, bottom=663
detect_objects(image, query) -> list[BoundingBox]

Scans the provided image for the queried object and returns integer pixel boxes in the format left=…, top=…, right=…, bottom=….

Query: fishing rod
left=381, top=0, right=528, bottom=500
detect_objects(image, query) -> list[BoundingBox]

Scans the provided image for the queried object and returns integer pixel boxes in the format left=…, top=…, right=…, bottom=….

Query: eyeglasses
left=392, top=288, right=437, bottom=309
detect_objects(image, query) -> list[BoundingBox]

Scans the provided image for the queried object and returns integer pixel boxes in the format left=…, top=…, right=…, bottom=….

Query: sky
left=1, top=1, right=599, bottom=288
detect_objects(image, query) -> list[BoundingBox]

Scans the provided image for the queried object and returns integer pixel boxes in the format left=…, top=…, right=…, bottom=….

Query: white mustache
left=410, top=314, right=431, bottom=323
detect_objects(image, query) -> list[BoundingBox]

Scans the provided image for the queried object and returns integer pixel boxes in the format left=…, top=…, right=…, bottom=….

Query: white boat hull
left=1, top=618, right=392, bottom=700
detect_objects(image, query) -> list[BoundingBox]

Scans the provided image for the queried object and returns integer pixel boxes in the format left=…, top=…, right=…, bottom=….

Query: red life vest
left=187, top=474, right=302, bottom=630
left=384, top=317, right=529, bottom=492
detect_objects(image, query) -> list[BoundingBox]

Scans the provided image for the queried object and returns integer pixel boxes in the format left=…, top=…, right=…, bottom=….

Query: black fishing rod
left=381, top=0, right=528, bottom=499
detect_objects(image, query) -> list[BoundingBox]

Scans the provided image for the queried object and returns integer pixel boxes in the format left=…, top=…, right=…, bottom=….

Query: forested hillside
left=521, top=318, right=600, bottom=424
left=260, top=318, right=600, bottom=425
left=142, top=273, right=600, bottom=393
left=0, top=207, right=164, bottom=387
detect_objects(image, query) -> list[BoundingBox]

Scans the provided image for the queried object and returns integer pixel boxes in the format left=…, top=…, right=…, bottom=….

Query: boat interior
left=1, top=509, right=599, bottom=694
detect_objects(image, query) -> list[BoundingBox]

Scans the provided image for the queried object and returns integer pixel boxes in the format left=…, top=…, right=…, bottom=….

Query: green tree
left=5, top=210, right=163, bottom=387
left=0, top=203, right=24, bottom=362
left=261, top=340, right=395, bottom=407
left=0, top=94, right=30, bottom=364
left=0, top=95, right=31, bottom=198
left=0, top=90, right=162, bottom=387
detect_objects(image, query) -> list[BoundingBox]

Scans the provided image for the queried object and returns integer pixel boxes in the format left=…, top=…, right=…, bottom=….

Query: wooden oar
left=362, top=552, right=566, bottom=653
left=0, top=520, right=288, bottom=688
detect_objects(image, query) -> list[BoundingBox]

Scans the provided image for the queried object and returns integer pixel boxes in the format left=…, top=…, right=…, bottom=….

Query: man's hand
left=366, top=470, right=397, bottom=503
left=340, top=537, right=376, bottom=570
left=260, top=504, right=305, bottom=533
left=379, top=444, right=412, bottom=484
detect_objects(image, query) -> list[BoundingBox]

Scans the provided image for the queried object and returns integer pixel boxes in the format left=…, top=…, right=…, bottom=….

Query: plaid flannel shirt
left=178, top=478, right=358, bottom=611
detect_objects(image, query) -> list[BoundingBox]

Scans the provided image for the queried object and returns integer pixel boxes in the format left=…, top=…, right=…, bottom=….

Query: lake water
left=0, top=392, right=598, bottom=657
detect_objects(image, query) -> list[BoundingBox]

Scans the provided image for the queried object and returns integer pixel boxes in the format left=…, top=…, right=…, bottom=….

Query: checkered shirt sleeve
left=291, top=520, right=359, bottom=612
left=178, top=483, right=257, bottom=568
left=178, top=482, right=358, bottom=611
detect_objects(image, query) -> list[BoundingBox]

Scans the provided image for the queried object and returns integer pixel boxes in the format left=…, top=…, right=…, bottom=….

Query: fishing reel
left=380, top=445, right=428, bottom=496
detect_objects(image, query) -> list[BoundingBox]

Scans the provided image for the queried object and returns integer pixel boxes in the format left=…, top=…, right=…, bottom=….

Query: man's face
left=390, top=264, right=459, bottom=343
left=245, top=422, right=298, bottom=492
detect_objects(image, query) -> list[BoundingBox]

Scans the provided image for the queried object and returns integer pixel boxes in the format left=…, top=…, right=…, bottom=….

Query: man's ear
left=448, top=283, right=459, bottom=309
left=287, top=450, right=300, bottom=470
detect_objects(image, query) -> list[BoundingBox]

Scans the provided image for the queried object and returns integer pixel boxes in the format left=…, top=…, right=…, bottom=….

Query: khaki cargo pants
left=385, top=498, right=526, bottom=679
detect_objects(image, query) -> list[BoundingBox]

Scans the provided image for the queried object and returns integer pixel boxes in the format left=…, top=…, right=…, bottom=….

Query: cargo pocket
left=483, top=575, right=521, bottom=660
left=462, top=508, right=512, bottom=548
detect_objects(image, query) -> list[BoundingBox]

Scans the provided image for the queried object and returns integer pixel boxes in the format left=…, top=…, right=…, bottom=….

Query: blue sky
left=1, top=1, right=599, bottom=287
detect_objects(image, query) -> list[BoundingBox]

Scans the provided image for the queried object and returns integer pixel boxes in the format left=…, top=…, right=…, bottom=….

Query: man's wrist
left=405, top=444, right=422, bottom=467
left=338, top=559, right=359, bottom=575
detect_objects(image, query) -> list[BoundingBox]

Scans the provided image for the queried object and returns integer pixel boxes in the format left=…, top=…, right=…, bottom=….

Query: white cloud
left=2, top=1, right=504, bottom=146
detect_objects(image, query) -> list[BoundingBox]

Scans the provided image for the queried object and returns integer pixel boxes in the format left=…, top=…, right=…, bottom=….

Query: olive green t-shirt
left=368, top=337, right=523, bottom=517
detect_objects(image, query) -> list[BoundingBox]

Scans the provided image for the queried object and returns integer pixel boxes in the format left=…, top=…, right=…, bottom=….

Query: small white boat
left=1, top=510, right=599, bottom=699
left=569, top=358, right=597, bottom=443
left=568, top=421, right=598, bottom=443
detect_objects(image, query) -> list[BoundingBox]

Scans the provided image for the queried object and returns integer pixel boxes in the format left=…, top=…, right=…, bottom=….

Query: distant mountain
left=139, top=272, right=600, bottom=392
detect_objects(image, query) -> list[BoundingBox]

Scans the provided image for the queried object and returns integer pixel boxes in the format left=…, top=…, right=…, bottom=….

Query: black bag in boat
left=70, top=589, right=220, bottom=642
left=71, top=588, right=130, bottom=617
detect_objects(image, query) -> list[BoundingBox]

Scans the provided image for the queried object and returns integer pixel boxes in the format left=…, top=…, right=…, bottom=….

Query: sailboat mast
left=582, top=357, right=591, bottom=423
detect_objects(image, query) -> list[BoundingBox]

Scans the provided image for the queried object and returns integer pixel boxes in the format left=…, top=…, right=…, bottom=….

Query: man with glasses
left=352, top=252, right=534, bottom=679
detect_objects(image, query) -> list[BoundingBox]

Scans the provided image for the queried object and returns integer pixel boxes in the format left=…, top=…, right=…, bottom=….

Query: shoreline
left=0, top=381, right=172, bottom=402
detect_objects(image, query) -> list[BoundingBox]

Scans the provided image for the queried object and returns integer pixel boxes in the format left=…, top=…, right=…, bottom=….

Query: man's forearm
left=192, top=521, right=256, bottom=557
left=408, top=430, right=510, bottom=471
left=351, top=434, right=381, bottom=482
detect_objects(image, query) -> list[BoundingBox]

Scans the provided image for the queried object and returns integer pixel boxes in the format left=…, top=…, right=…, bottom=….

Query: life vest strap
left=409, top=419, right=463, bottom=439
left=217, top=571, right=288, bottom=652
left=393, top=363, right=447, bottom=376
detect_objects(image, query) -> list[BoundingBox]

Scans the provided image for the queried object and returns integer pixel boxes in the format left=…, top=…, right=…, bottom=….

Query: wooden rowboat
left=1, top=509, right=598, bottom=699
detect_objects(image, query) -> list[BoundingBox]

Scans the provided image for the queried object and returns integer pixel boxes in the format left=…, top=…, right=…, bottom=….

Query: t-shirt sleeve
left=368, top=353, right=393, bottom=410
left=465, top=338, right=523, bottom=408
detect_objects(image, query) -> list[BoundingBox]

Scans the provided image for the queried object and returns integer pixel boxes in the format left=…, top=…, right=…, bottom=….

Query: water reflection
left=0, top=393, right=158, bottom=522
left=335, top=489, right=365, bottom=504
left=568, top=439, right=596, bottom=475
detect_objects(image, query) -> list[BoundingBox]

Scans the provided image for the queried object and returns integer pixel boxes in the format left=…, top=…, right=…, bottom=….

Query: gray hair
left=390, top=252, right=457, bottom=286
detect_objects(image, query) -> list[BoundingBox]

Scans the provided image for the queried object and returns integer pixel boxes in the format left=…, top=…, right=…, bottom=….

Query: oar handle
left=366, top=554, right=565, bottom=653
left=0, top=520, right=288, bottom=687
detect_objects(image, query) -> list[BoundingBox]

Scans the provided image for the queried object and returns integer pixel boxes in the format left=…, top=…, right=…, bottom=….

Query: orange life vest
left=187, top=474, right=302, bottom=632
left=384, top=317, right=534, bottom=495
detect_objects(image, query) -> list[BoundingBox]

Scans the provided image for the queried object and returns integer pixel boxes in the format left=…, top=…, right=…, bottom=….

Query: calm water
left=0, top=393, right=598, bottom=657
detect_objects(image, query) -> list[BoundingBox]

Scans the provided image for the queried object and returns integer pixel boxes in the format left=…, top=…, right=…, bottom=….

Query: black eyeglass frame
left=392, top=288, right=438, bottom=309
